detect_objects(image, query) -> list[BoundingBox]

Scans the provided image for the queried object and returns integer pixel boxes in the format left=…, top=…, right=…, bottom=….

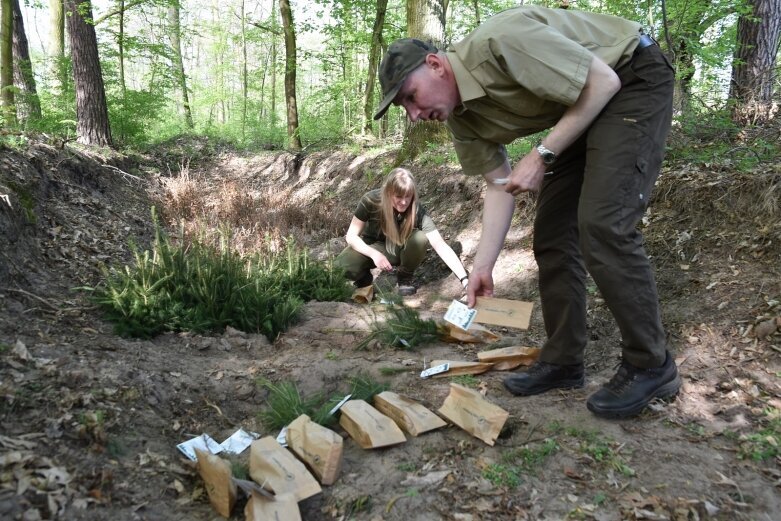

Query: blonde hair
left=380, top=168, right=418, bottom=246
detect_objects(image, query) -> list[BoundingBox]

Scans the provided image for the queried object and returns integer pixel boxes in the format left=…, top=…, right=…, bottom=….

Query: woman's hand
left=371, top=251, right=393, bottom=271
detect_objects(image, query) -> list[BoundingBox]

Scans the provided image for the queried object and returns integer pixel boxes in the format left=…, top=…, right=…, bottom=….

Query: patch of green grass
left=502, top=438, right=559, bottom=472
left=396, top=461, right=417, bottom=472
left=0, top=343, right=11, bottom=354
left=452, top=375, right=480, bottom=387
left=483, top=463, right=522, bottom=488
left=734, top=408, right=781, bottom=461
left=379, top=366, right=409, bottom=376
left=552, top=423, right=635, bottom=477
left=325, top=351, right=339, bottom=360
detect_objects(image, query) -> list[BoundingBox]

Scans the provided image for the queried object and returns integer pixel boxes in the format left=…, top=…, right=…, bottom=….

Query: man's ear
left=425, top=53, right=444, bottom=75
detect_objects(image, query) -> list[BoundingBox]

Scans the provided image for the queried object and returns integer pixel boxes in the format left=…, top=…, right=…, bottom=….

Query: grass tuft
left=357, top=298, right=441, bottom=350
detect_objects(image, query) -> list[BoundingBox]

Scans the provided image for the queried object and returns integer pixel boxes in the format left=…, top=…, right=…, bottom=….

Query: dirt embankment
left=1, top=137, right=780, bottom=521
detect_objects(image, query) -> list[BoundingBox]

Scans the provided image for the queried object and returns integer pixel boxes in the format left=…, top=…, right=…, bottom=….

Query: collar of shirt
left=446, top=51, right=485, bottom=117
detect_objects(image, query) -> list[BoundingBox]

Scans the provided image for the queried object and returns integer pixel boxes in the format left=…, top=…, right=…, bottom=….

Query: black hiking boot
left=503, top=361, right=585, bottom=396
left=586, top=351, right=681, bottom=419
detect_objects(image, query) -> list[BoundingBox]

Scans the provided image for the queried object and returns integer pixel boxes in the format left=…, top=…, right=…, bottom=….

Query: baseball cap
left=373, top=38, right=438, bottom=120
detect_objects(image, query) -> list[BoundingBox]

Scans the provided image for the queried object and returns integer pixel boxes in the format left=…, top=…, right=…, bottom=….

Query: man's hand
left=371, top=251, right=393, bottom=271
left=466, top=267, right=494, bottom=308
left=505, top=151, right=546, bottom=196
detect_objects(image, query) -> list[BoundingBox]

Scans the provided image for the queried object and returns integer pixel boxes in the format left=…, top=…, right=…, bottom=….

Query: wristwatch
left=536, top=142, right=557, bottom=165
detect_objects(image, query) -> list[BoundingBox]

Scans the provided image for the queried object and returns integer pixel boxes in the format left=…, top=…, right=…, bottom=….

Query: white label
left=276, top=426, right=288, bottom=447
left=329, top=394, right=353, bottom=416
left=220, top=428, right=258, bottom=455
left=444, top=299, right=477, bottom=331
left=176, top=433, right=224, bottom=461
left=420, top=363, right=450, bottom=379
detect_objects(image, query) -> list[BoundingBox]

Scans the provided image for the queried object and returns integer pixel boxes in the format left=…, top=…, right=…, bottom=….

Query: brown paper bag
left=477, top=345, right=541, bottom=371
left=286, top=414, right=343, bottom=485
left=474, top=297, right=533, bottom=330
left=249, top=437, right=322, bottom=501
left=373, top=391, right=447, bottom=437
left=437, top=383, right=509, bottom=446
left=244, top=491, right=302, bottom=521
left=339, top=399, right=407, bottom=449
left=351, top=285, right=374, bottom=304
left=429, top=360, right=494, bottom=377
left=438, top=321, right=501, bottom=344
left=195, top=449, right=237, bottom=518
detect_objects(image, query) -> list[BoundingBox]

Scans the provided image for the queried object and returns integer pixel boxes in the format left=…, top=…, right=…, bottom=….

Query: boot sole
left=586, top=374, right=682, bottom=419
left=504, top=376, right=585, bottom=396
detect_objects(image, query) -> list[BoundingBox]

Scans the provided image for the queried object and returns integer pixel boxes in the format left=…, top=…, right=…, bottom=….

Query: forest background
left=1, top=0, right=779, bottom=153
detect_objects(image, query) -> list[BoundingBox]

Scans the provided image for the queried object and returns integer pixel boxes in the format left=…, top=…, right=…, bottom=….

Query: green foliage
left=357, top=298, right=441, bottom=350
left=482, top=463, right=522, bottom=488
left=554, top=424, right=636, bottom=477
left=733, top=408, right=781, bottom=461
left=452, top=375, right=480, bottom=388
left=256, top=379, right=326, bottom=431
left=90, top=212, right=351, bottom=340
left=257, top=373, right=389, bottom=431
left=502, top=438, right=559, bottom=472
left=108, top=89, right=168, bottom=146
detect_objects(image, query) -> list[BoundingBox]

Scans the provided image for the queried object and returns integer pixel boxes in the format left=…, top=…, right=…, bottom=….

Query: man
left=374, top=5, right=681, bottom=418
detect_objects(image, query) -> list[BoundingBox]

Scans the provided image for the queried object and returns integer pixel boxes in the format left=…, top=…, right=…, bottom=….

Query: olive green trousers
left=334, top=230, right=428, bottom=283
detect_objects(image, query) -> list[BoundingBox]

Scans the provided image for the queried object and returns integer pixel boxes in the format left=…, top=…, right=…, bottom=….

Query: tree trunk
left=1, top=0, right=15, bottom=126
left=240, top=0, right=247, bottom=140
left=168, top=1, right=194, bottom=128
left=729, top=0, right=781, bottom=125
left=12, top=0, right=41, bottom=124
left=398, top=0, right=448, bottom=162
left=362, top=0, right=388, bottom=135
left=278, top=0, right=301, bottom=151
left=48, top=0, right=66, bottom=96
left=66, top=0, right=112, bottom=146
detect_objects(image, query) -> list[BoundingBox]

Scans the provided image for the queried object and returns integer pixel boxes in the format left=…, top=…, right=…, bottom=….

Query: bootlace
left=604, top=361, right=638, bottom=393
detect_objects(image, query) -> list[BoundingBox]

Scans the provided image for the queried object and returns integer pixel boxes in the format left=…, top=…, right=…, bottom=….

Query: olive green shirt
left=354, top=189, right=436, bottom=244
left=446, top=5, right=642, bottom=176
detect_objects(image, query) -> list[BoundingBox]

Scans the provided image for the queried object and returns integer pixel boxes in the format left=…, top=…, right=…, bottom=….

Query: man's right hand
left=466, top=268, right=494, bottom=308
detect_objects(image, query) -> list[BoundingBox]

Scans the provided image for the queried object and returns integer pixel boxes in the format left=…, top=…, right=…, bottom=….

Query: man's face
left=394, top=57, right=458, bottom=123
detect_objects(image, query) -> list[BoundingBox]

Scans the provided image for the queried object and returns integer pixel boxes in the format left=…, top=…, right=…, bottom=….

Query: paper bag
left=373, top=391, right=447, bottom=437
left=476, top=345, right=541, bottom=371
left=352, top=284, right=374, bottom=304
left=194, top=449, right=237, bottom=518
left=286, top=414, right=343, bottom=485
left=339, top=399, right=407, bottom=449
left=437, top=383, right=509, bottom=446
left=244, top=491, right=301, bottom=521
left=429, top=360, right=494, bottom=377
left=474, top=297, right=533, bottom=330
left=438, top=321, right=501, bottom=344
left=249, top=436, right=322, bottom=501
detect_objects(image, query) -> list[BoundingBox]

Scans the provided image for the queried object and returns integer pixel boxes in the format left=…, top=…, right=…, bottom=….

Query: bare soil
left=1, top=137, right=780, bottom=521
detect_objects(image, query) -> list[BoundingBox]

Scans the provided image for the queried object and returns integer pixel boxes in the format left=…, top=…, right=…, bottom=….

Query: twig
left=102, top=164, right=145, bottom=184
left=5, top=288, right=60, bottom=311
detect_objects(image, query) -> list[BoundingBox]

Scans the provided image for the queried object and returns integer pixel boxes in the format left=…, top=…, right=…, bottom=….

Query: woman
left=335, top=168, right=469, bottom=296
